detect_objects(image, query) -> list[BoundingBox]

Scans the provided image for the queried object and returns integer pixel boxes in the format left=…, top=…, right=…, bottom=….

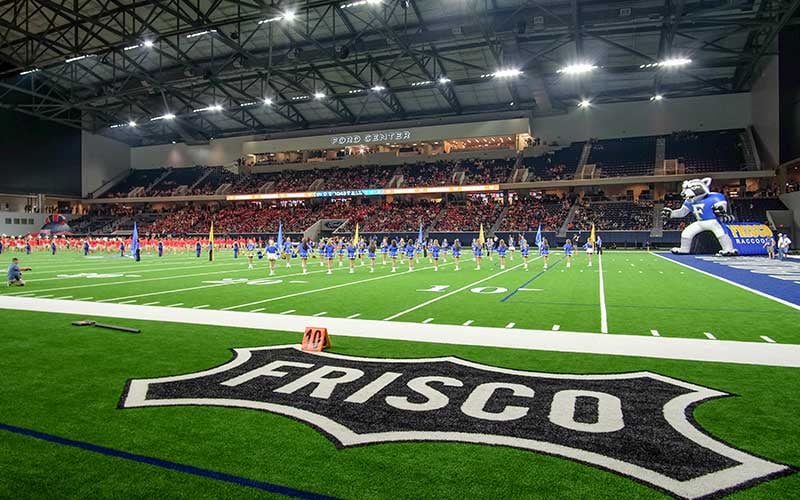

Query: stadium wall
left=531, top=93, right=752, bottom=145
left=81, top=132, right=131, bottom=197
left=0, top=211, right=46, bottom=236
left=130, top=134, right=258, bottom=170
left=751, top=55, right=780, bottom=168
left=0, top=109, right=81, bottom=196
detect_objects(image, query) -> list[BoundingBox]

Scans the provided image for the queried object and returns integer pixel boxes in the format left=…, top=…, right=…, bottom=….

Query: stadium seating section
left=587, top=136, right=656, bottom=177
left=665, top=130, right=747, bottom=173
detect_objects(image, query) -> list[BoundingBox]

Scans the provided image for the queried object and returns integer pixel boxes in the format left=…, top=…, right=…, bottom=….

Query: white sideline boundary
left=2, top=296, right=799, bottom=368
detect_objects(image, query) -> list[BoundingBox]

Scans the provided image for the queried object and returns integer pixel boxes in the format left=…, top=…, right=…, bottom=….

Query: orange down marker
left=301, top=327, right=332, bottom=352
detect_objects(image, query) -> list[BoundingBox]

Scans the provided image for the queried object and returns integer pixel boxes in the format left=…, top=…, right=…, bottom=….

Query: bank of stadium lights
left=186, top=29, right=216, bottom=39
left=239, top=101, right=259, bottom=107
left=192, top=104, right=224, bottom=113
left=258, top=10, right=296, bottom=24
left=313, top=91, right=326, bottom=99
left=640, top=58, right=692, bottom=69
left=437, top=76, right=451, bottom=84
left=19, top=68, right=40, bottom=75
left=480, top=68, right=523, bottom=78
left=349, top=88, right=366, bottom=94
left=651, top=94, right=664, bottom=101
left=370, top=85, right=385, bottom=91
left=150, top=113, right=176, bottom=121
left=556, top=63, right=597, bottom=75
left=341, top=0, right=381, bottom=9
left=578, top=99, right=591, bottom=108
left=263, top=97, right=273, bottom=105
left=123, top=39, right=156, bottom=51
left=65, top=54, right=95, bottom=63
left=128, top=120, right=137, bottom=127
left=411, top=80, right=433, bottom=86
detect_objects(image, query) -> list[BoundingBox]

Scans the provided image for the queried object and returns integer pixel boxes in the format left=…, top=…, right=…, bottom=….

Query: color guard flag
left=131, top=221, right=140, bottom=259
left=353, top=223, right=359, bottom=244
left=589, top=223, right=596, bottom=245
left=277, top=221, right=284, bottom=251
left=478, top=224, right=485, bottom=245
left=208, top=221, right=215, bottom=262
left=418, top=223, right=423, bottom=245
left=534, top=223, right=542, bottom=248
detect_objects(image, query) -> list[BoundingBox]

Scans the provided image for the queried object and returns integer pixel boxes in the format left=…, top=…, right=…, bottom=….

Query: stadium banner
left=226, top=184, right=501, bottom=201
left=722, top=222, right=773, bottom=255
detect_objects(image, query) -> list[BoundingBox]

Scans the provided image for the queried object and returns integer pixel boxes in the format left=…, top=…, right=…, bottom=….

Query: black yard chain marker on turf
left=119, top=345, right=795, bottom=499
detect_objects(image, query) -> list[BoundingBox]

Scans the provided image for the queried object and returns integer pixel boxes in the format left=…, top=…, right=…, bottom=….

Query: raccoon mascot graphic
left=661, top=177, right=738, bottom=255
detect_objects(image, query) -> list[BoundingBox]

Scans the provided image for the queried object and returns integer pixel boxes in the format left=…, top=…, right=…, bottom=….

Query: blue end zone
left=658, top=253, right=800, bottom=307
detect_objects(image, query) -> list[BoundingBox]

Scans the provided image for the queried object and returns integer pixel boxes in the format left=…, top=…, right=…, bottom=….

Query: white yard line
left=25, top=261, right=246, bottom=282
left=651, top=252, right=800, bottom=311
left=142, top=301, right=160, bottom=306
left=75, top=297, right=94, bottom=301
left=505, top=322, right=516, bottom=329
left=279, top=309, right=296, bottom=315
left=346, top=313, right=361, bottom=319
left=422, top=318, right=434, bottom=324
left=222, top=261, right=453, bottom=311
left=117, top=299, right=137, bottom=304
left=383, top=263, right=523, bottom=321
left=463, top=320, right=474, bottom=326
left=54, top=295, right=73, bottom=299
left=704, top=332, right=717, bottom=340
left=552, top=324, right=560, bottom=331
left=166, top=303, right=184, bottom=307
left=250, top=308, right=265, bottom=313
left=761, top=336, right=776, bottom=343
left=599, top=254, right=608, bottom=333
left=37, top=294, right=53, bottom=298
left=650, top=329, right=661, bottom=337
left=312, top=311, right=328, bottom=317
left=192, top=305, right=210, bottom=309
left=3, top=296, right=798, bottom=368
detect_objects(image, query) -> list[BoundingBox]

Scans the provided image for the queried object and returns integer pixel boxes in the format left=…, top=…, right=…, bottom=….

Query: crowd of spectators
left=361, top=201, right=441, bottom=232
left=571, top=201, right=654, bottom=231
left=433, top=200, right=503, bottom=232
left=498, top=199, right=570, bottom=232
left=461, top=158, right=515, bottom=184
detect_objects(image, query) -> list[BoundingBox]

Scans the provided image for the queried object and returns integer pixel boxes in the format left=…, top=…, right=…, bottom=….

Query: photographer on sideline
left=7, top=257, right=31, bottom=287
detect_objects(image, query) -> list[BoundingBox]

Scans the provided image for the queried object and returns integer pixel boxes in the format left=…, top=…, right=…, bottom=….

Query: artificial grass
left=0, top=309, right=797, bottom=499
left=2, top=250, right=797, bottom=343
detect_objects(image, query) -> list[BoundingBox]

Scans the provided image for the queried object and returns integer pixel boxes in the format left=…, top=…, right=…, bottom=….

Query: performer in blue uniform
left=520, top=238, right=530, bottom=270
left=405, top=240, right=416, bottom=271
left=563, top=239, right=573, bottom=268
left=368, top=241, right=377, bottom=273
left=380, top=237, right=389, bottom=266
left=233, top=241, right=239, bottom=259
left=540, top=237, right=550, bottom=270
left=431, top=239, right=441, bottom=271
left=452, top=239, right=462, bottom=271
left=298, top=238, right=310, bottom=275
left=497, top=239, right=507, bottom=270
left=119, top=240, right=125, bottom=257
left=472, top=239, right=483, bottom=270
left=389, top=239, right=399, bottom=273
left=195, top=240, right=202, bottom=258
left=158, top=240, right=164, bottom=257
left=83, top=240, right=90, bottom=256
left=324, top=238, right=335, bottom=274
left=265, top=238, right=279, bottom=276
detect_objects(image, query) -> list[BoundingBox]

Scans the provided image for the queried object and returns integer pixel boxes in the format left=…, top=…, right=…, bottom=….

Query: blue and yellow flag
left=534, top=223, right=542, bottom=247
left=208, top=221, right=215, bottom=262
left=589, top=223, right=596, bottom=245
left=353, top=223, right=359, bottom=244
left=418, top=223, right=423, bottom=244
left=131, top=221, right=140, bottom=258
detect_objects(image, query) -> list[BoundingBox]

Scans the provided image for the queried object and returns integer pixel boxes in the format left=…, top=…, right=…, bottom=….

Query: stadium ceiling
left=0, top=0, right=797, bottom=146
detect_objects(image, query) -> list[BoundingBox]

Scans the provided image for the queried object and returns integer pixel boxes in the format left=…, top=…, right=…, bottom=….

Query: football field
left=1, top=249, right=799, bottom=499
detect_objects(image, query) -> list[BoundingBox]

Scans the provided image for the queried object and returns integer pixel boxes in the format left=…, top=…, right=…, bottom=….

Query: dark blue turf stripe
left=657, top=253, right=800, bottom=307
left=501, top=257, right=564, bottom=303
left=0, top=422, right=339, bottom=500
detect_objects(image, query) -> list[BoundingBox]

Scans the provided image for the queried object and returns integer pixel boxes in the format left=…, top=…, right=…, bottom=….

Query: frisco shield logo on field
left=119, top=346, right=792, bottom=499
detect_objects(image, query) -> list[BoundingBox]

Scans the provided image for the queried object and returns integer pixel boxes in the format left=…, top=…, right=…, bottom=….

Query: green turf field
left=1, top=249, right=798, bottom=499
left=1, top=249, right=797, bottom=343
left=0, top=310, right=798, bottom=499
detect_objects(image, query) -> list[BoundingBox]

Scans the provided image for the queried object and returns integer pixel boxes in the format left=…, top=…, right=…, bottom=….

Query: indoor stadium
left=1, top=0, right=800, bottom=498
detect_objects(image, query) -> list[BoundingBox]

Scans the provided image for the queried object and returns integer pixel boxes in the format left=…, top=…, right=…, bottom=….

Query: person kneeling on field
left=7, top=257, right=31, bottom=286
